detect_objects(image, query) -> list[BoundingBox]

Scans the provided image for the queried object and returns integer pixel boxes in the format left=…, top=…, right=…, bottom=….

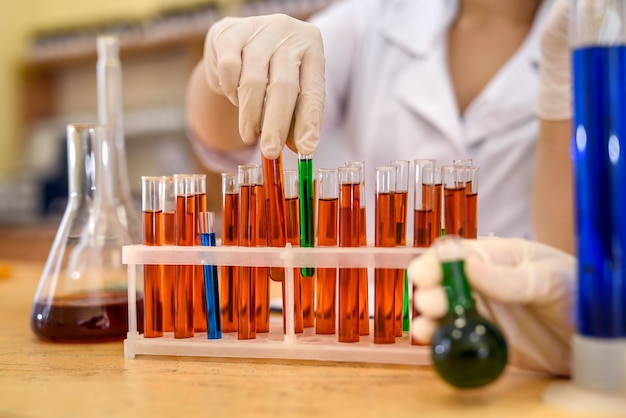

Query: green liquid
left=298, top=156, right=315, bottom=277
left=431, top=260, right=508, bottom=389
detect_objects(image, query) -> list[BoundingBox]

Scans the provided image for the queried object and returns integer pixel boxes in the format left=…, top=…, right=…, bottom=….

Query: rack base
left=125, top=317, right=430, bottom=365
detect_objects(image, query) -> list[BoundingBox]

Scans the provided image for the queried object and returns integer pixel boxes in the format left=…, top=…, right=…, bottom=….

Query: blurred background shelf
left=7, top=0, right=335, bottom=232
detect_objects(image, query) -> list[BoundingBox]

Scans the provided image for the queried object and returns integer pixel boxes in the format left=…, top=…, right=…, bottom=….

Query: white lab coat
left=193, top=0, right=553, bottom=239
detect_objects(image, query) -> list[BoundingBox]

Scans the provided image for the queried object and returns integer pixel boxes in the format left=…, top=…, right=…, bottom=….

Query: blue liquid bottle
left=570, top=1, right=626, bottom=393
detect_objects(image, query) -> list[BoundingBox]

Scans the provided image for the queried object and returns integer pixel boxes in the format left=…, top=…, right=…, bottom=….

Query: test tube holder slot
left=123, top=244, right=430, bottom=365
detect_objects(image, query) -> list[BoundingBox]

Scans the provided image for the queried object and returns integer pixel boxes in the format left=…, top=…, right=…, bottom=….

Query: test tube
left=414, top=163, right=436, bottom=247
left=262, top=154, right=287, bottom=281
left=193, top=174, right=208, bottom=332
left=464, top=166, right=479, bottom=239
left=238, top=165, right=257, bottom=340
left=434, top=167, right=443, bottom=241
left=220, top=173, right=239, bottom=332
left=453, top=158, right=473, bottom=167
left=174, top=174, right=196, bottom=338
left=198, top=211, right=221, bottom=339
left=374, top=166, right=397, bottom=344
left=298, top=154, right=315, bottom=277
left=284, top=170, right=304, bottom=333
left=391, top=160, right=409, bottom=337
left=346, top=161, right=369, bottom=336
left=254, top=166, right=270, bottom=333
left=141, top=176, right=164, bottom=338
left=162, top=176, right=176, bottom=332
left=442, top=166, right=466, bottom=237
left=316, top=168, right=338, bottom=335
left=338, top=165, right=361, bottom=343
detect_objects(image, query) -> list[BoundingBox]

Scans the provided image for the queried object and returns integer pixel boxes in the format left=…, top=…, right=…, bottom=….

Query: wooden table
left=0, top=261, right=581, bottom=417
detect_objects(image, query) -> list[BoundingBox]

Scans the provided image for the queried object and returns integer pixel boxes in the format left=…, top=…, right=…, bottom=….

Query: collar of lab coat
left=377, top=0, right=552, bottom=150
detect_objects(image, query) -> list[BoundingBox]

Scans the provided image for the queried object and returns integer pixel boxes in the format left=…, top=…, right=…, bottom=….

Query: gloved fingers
left=411, top=315, right=439, bottom=345
left=237, top=42, right=271, bottom=146
left=259, top=47, right=301, bottom=159
left=204, top=17, right=248, bottom=106
left=464, top=256, right=568, bottom=305
left=414, top=286, right=448, bottom=319
left=462, top=237, right=528, bottom=266
left=407, top=248, right=441, bottom=289
left=293, top=42, right=325, bottom=156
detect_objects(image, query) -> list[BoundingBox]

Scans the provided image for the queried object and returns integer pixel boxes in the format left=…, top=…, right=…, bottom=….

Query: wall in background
left=0, top=0, right=241, bottom=180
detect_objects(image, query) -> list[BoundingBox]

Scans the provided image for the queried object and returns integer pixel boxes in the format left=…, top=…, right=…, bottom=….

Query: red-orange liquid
left=221, top=192, right=239, bottom=332
left=238, top=184, right=257, bottom=340
left=375, top=192, right=396, bottom=343
left=175, top=194, right=196, bottom=338
left=162, top=211, right=176, bottom=332
left=358, top=206, right=369, bottom=336
left=262, top=155, right=287, bottom=281
left=393, top=191, right=408, bottom=337
left=394, top=191, right=408, bottom=246
left=435, top=183, right=442, bottom=240
left=466, top=192, right=478, bottom=239
left=143, top=210, right=163, bottom=338
left=413, top=209, right=434, bottom=248
left=339, top=183, right=360, bottom=343
left=444, top=186, right=465, bottom=237
left=255, top=184, right=270, bottom=333
left=284, top=196, right=304, bottom=333
left=316, top=197, right=338, bottom=334
left=193, top=192, right=207, bottom=332
left=31, top=291, right=144, bottom=342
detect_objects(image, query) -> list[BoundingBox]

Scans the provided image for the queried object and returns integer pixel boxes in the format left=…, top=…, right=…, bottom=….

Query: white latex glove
left=409, top=237, right=576, bottom=377
left=203, top=14, right=325, bottom=159
left=536, top=0, right=570, bottom=120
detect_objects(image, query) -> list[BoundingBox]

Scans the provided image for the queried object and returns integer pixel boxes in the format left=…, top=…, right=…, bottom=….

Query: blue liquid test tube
left=542, top=3, right=626, bottom=411
left=198, top=211, right=221, bottom=339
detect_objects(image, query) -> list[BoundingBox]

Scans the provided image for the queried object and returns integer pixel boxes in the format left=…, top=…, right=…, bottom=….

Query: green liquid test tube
left=402, top=269, right=410, bottom=331
left=298, top=153, right=315, bottom=277
left=431, top=236, right=508, bottom=389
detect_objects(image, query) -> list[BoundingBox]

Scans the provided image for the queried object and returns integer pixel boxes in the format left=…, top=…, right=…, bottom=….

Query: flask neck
left=441, top=259, right=476, bottom=316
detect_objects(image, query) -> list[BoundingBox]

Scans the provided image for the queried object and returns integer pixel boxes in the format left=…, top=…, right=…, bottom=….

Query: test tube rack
left=123, top=244, right=430, bottom=365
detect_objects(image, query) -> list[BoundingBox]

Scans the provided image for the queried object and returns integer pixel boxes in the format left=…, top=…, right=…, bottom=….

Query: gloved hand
left=203, top=14, right=325, bottom=159
left=409, top=237, right=576, bottom=376
left=536, top=0, right=570, bottom=120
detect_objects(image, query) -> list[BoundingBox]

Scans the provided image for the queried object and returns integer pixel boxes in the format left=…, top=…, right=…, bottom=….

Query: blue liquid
left=573, top=46, right=626, bottom=337
left=201, top=232, right=221, bottom=339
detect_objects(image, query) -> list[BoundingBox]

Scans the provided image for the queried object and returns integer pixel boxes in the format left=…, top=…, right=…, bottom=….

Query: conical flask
left=30, top=123, right=142, bottom=342
left=97, top=34, right=142, bottom=243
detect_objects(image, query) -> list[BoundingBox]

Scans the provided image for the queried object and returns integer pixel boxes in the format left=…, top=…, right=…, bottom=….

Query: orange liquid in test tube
left=262, top=155, right=287, bottom=282
left=174, top=188, right=196, bottom=338
left=143, top=209, right=163, bottom=338
left=375, top=180, right=397, bottom=344
left=358, top=207, right=369, bottom=336
left=221, top=174, right=239, bottom=333
left=393, top=190, right=408, bottom=337
left=315, top=168, right=338, bottom=335
left=338, top=166, right=360, bottom=343
left=255, top=181, right=270, bottom=333
left=238, top=167, right=257, bottom=340
left=193, top=177, right=208, bottom=332
left=444, top=186, right=466, bottom=237
left=316, top=199, right=338, bottom=334
left=162, top=210, right=176, bottom=332
left=283, top=194, right=304, bottom=334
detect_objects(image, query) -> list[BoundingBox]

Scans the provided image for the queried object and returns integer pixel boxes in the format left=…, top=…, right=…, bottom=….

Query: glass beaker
left=30, top=123, right=141, bottom=342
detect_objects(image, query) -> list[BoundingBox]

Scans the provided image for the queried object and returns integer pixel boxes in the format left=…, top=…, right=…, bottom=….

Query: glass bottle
left=430, top=236, right=507, bottom=389
left=30, top=124, right=141, bottom=342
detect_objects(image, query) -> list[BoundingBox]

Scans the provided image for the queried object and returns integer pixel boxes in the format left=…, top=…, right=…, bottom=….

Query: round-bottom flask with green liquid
left=431, top=237, right=508, bottom=389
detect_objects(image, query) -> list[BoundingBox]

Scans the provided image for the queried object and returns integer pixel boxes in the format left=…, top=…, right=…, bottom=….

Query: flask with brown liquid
left=30, top=124, right=142, bottom=342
